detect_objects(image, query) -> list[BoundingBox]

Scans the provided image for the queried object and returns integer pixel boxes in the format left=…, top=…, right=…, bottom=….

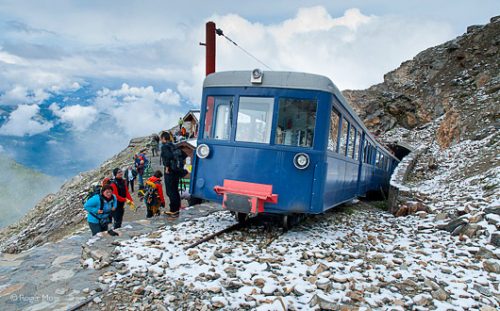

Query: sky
left=0, top=0, right=498, bottom=172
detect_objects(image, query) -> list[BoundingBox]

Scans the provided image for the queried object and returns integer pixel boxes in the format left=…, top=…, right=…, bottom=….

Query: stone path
left=0, top=203, right=221, bottom=311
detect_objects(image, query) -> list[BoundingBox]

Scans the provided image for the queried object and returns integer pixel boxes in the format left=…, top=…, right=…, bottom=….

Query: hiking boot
left=165, top=211, right=179, bottom=220
left=107, top=229, right=119, bottom=236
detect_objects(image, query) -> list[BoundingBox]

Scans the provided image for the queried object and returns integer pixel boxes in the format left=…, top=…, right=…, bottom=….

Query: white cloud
left=0, top=104, right=53, bottom=136
left=0, top=49, right=24, bottom=65
left=0, top=6, right=458, bottom=106
left=0, top=85, right=51, bottom=105
left=49, top=103, right=98, bottom=131
left=208, top=7, right=453, bottom=92
left=95, top=83, right=183, bottom=138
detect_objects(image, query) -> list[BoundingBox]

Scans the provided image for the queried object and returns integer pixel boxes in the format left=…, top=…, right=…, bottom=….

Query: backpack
left=82, top=178, right=113, bottom=210
left=82, top=184, right=102, bottom=206
left=144, top=180, right=160, bottom=207
left=170, top=145, right=188, bottom=177
left=135, top=153, right=149, bottom=167
left=81, top=177, right=112, bottom=205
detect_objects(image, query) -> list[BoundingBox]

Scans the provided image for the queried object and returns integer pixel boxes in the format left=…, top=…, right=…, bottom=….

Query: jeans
left=164, top=173, right=180, bottom=213
left=138, top=174, right=144, bottom=189
left=88, top=222, right=108, bottom=236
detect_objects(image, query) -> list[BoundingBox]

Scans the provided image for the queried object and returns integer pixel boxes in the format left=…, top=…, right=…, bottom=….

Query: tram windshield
left=275, top=98, right=317, bottom=148
left=235, top=97, right=274, bottom=144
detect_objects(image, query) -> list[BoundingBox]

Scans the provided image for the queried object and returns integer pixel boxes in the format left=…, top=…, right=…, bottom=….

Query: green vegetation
left=373, top=200, right=389, bottom=211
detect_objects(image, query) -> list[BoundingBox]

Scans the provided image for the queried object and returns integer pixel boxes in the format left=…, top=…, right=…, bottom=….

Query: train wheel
left=235, top=212, right=247, bottom=224
left=188, top=196, right=202, bottom=206
left=282, top=215, right=291, bottom=232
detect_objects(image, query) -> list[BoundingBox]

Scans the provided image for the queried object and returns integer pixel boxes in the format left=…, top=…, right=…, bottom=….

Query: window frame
left=274, top=97, right=318, bottom=149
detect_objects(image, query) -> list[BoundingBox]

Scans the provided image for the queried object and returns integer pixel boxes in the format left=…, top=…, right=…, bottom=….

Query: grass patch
left=372, top=201, right=388, bottom=211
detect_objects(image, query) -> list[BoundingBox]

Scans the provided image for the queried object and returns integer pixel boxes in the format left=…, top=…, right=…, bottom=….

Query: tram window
left=339, top=118, right=348, bottom=156
left=203, top=96, right=215, bottom=139
left=348, top=126, right=356, bottom=159
left=204, top=96, right=233, bottom=140
left=354, top=131, right=361, bottom=160
left=275, top=98, right=317, bottom=147
left=236, top=97, right=274, bottom=144
left=214, top=104, right=231, bottom=140
left=363, top=141, right=368, bottom=163
left=327, top=108, right=340, bottom=152
left=366, top=143, right=371, bottom=164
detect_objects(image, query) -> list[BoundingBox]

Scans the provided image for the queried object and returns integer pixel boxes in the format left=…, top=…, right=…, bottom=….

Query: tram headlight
left=196, top=144, right=210, bottom=159
left=293, top=153, right=310, bottom=170
left=251, top=68, right=263, bottom=84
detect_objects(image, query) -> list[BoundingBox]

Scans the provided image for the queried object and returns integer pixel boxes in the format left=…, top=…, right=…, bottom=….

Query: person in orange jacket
left=110, top=168, right=133, bottom=229
left=145, top=170, right=166, bottom=217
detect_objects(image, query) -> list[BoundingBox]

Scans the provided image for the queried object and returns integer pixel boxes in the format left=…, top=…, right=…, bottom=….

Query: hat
left=112, top=168, right=122, bottom=177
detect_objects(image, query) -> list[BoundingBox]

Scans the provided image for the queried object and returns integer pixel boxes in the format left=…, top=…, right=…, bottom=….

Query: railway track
left=184, top=222, right=245, bottom=250
left=183, top=212, right=307, bottom=250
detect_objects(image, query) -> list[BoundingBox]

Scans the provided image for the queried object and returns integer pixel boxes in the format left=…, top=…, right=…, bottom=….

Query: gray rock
left=431, top=288, right=449, bottom=301
left=490, top=232, right=500, bottom=247
left=437, top=217, right=468, bottom=233
left=475, top=247, right=497, bottom=259
left=483, top=260, right=500, bottom=273
left=309, top=294, right=335, bottom=310
left=484, top=207, right=500, bottom=215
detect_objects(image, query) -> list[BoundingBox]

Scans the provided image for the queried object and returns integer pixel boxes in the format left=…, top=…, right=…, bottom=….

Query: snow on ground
left=383, top=119, right=499, bottom=246
left=102, top=207, right=500, bottom=310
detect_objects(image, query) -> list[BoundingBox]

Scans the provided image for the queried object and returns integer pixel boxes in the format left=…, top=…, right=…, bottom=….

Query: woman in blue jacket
left=84, top=184, right=117, bottom=235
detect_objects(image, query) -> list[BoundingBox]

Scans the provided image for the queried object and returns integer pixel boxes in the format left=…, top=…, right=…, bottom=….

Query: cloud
left=0, top=6, right=458, bottom=107
left=0, top=104, right=53, bottom=136
left=0, top=49, right=24, bottom=64
left=94, top=83, right=183, bottom=138
left=208, top=7, right=453, bottom=91
left=49, top=103, right=98, bottom=131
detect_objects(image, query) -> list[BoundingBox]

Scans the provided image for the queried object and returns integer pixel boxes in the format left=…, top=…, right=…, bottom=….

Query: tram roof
left=203, top=70, right=398, bottom=161
left=204, top=70, right=339, bottom=93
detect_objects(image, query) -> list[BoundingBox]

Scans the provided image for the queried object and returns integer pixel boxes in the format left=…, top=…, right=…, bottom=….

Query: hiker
left=144, top=170, right=165, bottom=218
left=110, top=168, right=133, bottom=229
left=124, top=165, right=137, bottom=193
left=135, top=152, right=148, bottom=189
left=150, top=134, right=160, bottom=157
left=160, top=131, right=183, bottom=219
left=84, top=185, right=117, bottom=236
left=178, top=117, right=184, bottom=130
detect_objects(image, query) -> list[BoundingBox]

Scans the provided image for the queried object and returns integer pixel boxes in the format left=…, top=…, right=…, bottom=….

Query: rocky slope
left=344, top=16, right=499, bottom=147
left=0, top=137, right=150, bottom=254
left=344, top=16, right=499, bottom=247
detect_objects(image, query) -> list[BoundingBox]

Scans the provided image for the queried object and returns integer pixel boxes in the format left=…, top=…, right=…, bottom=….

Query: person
left=160, top=131, right=181, bottom=219
left=135, top=152, right=148, bottom=189
left=110, top=168, right=133, bottom=229
left=84, top=185, right=117, bottom=236
left=180, top=127, right=187, bottom=139
left=178, top=117, right=184, bottom=130
left=124, top=166, right=137, bottom=193
left=144, top=170, right=165, bottom=218
left=150, top=134, right=160, bottom=157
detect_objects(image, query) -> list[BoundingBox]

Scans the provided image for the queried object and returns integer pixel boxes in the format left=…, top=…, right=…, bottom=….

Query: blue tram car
left=190, top=70, right=399, bottom=223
